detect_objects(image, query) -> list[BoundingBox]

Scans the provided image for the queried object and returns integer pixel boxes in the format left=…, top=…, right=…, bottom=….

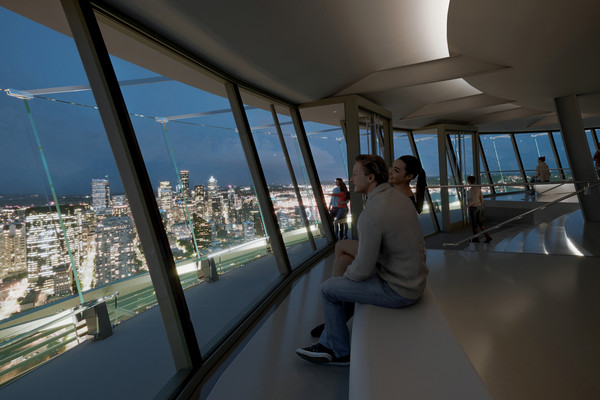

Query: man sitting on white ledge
left=296, top=154, right=429, bottom=366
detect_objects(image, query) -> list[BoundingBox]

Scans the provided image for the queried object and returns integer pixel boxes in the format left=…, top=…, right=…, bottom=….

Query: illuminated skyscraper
left=180, top=170, right=190, bottom=200
left=91, top=178, right=111, bottom=211
left=157, top=181, right=173, bottom=215
left=0, top=222, right=27, bottom=280
left=94, top=215, right=136, bottom=286
left=193, top=185, right=205, bottom=214
left=242, top=221, right=255, bottom=242
left=207, top=176, right=218, bottom=198
left=26, top=209, right=80, bottom=296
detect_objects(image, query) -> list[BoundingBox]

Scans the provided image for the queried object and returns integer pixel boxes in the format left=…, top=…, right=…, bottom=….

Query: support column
left=437, top=127, right=450, bottom=231
left=554, top=95, right=600, bottom=222
left=383, top=118, right=394, bottom=167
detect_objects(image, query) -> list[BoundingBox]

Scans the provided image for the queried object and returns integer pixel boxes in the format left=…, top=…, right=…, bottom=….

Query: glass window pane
left=277, top=110, right=328, bottom=250
left=586, top=129, right=597, bottom=155
left=301, top=106, right=350, bottom=239
left=479, top=134, right=524, bottom=193
left=413, top=131, right=441, bottom=234
left=241, top=92, right=324, bottom=267
left=551, top=132, right=571, bottom=179
left=0, top=6, right=174, bottom=390
left=515, top=132, right=558, bottom=180
left=393, top=131, right=413, bottom=158
left=98, top=17, right=283, bottom=357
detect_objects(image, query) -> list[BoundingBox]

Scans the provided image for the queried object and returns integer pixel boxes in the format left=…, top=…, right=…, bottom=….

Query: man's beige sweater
left=344, top=183, right=428, bottom=300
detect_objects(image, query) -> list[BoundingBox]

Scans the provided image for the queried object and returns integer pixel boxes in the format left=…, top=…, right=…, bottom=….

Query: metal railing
left=442, top=181, right=600, bottom=247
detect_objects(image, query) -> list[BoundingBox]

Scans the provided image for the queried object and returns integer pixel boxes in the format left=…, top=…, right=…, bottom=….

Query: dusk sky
left=0, top=6, right=347, bottom=199
left=1, top=6, right=576, bottom=202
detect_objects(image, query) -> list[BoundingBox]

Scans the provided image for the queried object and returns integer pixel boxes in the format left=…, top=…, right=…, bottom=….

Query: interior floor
left=206, top=246, right=600, bottom=400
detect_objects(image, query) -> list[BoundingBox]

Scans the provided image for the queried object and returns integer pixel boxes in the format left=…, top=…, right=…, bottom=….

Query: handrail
left=442, top=182, right=600, bottom=247
left=0, top=292, right=119, bottom=349
left=425, top=180, right=595, bottom=190
left=480, top=168, right=571, bottom=174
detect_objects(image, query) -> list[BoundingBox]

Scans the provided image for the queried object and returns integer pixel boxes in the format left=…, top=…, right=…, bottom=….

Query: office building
left=91, top=178, right=110, bottom=211
left=94, top=215, right=136, bottom=286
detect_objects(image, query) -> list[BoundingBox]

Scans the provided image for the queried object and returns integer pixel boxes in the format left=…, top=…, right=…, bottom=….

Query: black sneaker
left=296, top=343, right=350, bottom=366
left=310, top=323, right=325, bottom=338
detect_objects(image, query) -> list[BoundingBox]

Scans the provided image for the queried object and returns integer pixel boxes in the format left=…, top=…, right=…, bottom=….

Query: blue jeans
left=317, top=274, right=418, bottom=357
left=334, top=208, right=348, bottom=239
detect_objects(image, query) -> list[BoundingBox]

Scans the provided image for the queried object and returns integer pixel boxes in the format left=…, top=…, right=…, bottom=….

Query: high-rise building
left=207, top=176, right=218, bottom=198
left=0, top=222, right=27, bottom=280
left=25, top=209, right=80, bottom=297
left=94, top=215, right=136, bottom=286
left=91, top=178, right=111, bottom=211
left=193, top=185, right=205, bottom=214
left=180, top=170, right=190, bottom=200
left=157, top=181, right=173, bottom=215
left=242, top=220, right=255, bottom=242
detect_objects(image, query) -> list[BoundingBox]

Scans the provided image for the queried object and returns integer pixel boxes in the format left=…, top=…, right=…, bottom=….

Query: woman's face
left=388, top=159, right=412, bottom=184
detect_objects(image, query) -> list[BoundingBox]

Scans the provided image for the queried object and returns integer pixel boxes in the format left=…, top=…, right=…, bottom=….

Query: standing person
left=329, top=179, right=350, bottom=240
left=593, top=149, right=600, bottom=178
left=296, top=155, right=428, bottom=365
left=467, top=176, right=492, bottom=243
left=328, top=180, right=340, bottom=234
left=530, top=156, right=550, bottom=195
left=535, top=156, right=551, bottom=182
left=388, top=155, right=427, bottom=214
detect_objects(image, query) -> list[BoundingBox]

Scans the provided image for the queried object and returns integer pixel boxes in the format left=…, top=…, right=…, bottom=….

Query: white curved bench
left=349, top=285, right=491, bottom=400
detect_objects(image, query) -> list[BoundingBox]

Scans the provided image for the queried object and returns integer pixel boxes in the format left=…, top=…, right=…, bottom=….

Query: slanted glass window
left=413, top=131, right=441, bottom=234
left=515, top=132, right=558, bottom=180
left=393, top=131, right=413, bottom=158
left=241, top=91, right=324, bottom=267
left=0, top=6, right=172, bottom=389
left=479, top=134, right=523, bottom=193
left=586, top=129, right=598, bottom=155
left=97, top=16, right=283, bottom=357
left=277, top=110, right=328, bottom=252
left=300, top=105, right=351, bottom=238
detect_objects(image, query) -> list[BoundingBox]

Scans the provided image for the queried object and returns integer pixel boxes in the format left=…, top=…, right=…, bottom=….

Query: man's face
left=350, top=162, right=372, bottom=194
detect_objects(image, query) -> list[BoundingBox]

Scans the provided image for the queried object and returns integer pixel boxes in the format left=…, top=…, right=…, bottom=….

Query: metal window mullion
left=290, top=108, right=335, bottom=242
left=472, top=130, right=480, bottom=184
left=510, top=133, right=530, bottom=190
left=61, top=0, right=200, bottom=372
left=446, top=135, right=467, bottom=225
left=270, top=105, right=316, bottom=251
left=383, top=119, right=393, bottom=166
left=369, top=114, right=377, bottom=155
left=478, top=135, right=496, bottom=195
left=225, top=83, right=291, bottom=274
left=437, top=127, right=450, bottom=231
left=593, top=128, right=600, bottom=150
left=548, top=131, right=566, bottom=179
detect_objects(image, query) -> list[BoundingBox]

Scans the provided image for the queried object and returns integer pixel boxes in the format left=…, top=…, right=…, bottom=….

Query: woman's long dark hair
left=336, top=178, right=350, bottom=199
left=399, top=155, right=427, bottom=214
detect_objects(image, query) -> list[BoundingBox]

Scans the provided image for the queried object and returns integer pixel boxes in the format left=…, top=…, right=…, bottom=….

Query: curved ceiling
left=4, top=0, right=600, bottom=132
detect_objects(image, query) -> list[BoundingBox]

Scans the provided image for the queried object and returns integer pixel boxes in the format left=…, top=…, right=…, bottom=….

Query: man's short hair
left=355, top=154, right=389, bottom=185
